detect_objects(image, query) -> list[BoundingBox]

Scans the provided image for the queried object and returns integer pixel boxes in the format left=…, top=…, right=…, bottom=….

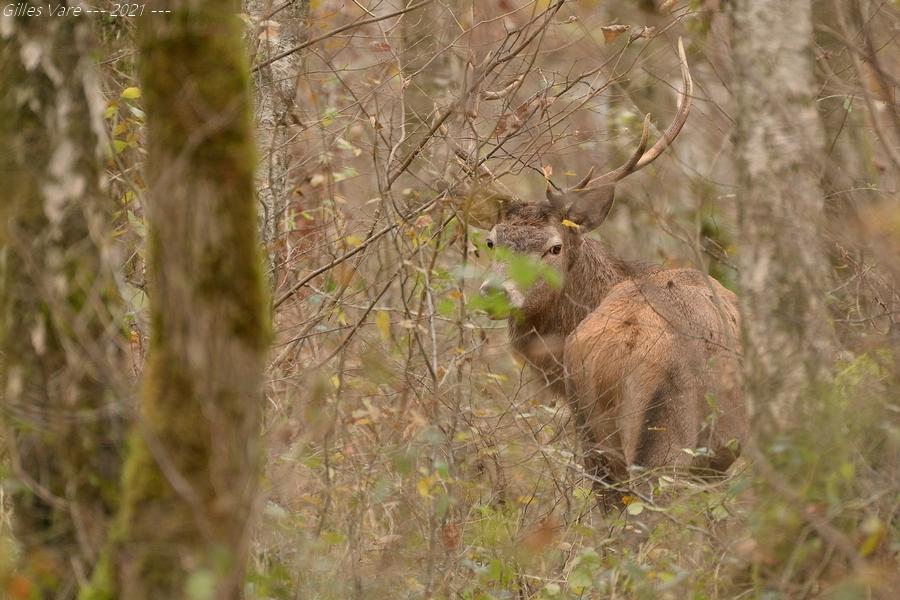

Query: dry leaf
left=494, top=113, right=522, bottom=137
left=660, top=0, right=679, bottom=12
left=601, top=24, right=630, bottom=44
left=630, top=25, right=657, bottom=42
left=441, top=522, right=461, bottom=550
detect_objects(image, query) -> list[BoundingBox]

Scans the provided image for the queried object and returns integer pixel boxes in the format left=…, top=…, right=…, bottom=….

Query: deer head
left=462, top=39, right=693, bottom=320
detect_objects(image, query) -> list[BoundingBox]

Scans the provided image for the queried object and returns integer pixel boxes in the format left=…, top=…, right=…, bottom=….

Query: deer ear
left=563, top=184, right=616, bottom=232
left=444, top=180, right=517, bottom=229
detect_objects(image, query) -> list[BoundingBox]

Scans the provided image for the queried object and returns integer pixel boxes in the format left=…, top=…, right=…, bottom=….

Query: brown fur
left=483, top=203, right=747, bottom=494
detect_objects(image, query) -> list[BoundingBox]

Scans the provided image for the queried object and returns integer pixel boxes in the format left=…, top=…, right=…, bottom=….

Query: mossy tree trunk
left=0, top=7, right=127, bottom=598
left=107, top=2, right=269, bottom=598
left=732, top=0, right=835, bottom=427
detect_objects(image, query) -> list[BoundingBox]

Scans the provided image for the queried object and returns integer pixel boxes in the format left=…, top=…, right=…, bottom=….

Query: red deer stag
left=462, top=40, right=747, bottom=502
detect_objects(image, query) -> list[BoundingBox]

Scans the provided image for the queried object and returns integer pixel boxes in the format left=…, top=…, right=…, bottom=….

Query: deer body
left=486, top=206, right=746, bottom=489
left=563, top=264, right=745, bottom=483
left=464, top=40, right=748, bottom=493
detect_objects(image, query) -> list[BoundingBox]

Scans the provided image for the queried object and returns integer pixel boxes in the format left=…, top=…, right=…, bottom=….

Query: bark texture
left=105, top=2, right=269, bottom=598
left=0, top=7, right=126, bottom=598
left=248, top=0, right=309, bottom=282
left=732, top=0, right=834, bottom=426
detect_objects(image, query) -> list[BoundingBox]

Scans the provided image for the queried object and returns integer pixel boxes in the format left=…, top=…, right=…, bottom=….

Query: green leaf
left=626, top=501, right=645, bottom=516
left=468, top=289, right=513, bottom=319
left=486, top=558, right=503, bottom=582
left=437, top=297, right=456, bottom=317
left=184, top=570, right=215, bottom=600
left=126, top=209, right=146, bottom=238
left=541, top=582, right=562, bottom=597
left=507, top=254, right=563, bottom=291
left=568, top=549, right=600, bottom=590
left=508, top=256, right=539, bottom=288
left=334, top=166, right=358, bottom=182
left=321, top=106, right=338, bottom=126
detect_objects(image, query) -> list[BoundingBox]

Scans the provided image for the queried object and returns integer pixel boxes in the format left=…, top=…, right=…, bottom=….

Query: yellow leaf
left=375, top=311, right=391, bottom=341
left=561, top=219, right=580, bottom=229
left=416, top=477, right=432, bottom=498
left=120, top=86, right=141, bottom=99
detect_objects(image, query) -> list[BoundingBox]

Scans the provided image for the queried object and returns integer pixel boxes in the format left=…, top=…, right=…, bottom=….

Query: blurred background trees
left=0, top=11, right=127, bottom=596
left=1, top=0, right=898, bottom=598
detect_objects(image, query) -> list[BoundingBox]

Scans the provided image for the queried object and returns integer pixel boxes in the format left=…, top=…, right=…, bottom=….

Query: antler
left=547, top=37, right=693, bottom=209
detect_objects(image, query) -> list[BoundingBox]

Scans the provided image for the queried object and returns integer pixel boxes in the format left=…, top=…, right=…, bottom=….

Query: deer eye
left=549, top=244, right=562, bottom=255
left=486, top=239, right=494, bottom=249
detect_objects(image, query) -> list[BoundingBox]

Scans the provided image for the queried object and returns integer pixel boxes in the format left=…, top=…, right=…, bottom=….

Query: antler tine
left=547, top=165, right=596, bottom=208
left=546, top=180, right=567, bottom=209
left=588, top=113, right=651, bottom=187
left=573, top=166, right=595, bottom=189
left=590, top=37, right=693, bottom=186
left=634, top=37, right=693, bottom=170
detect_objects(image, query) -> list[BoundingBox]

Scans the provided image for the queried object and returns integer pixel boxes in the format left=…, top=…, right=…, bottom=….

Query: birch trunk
left=248, top=0, right=309, bottom=284
left=0, top=8, right=127, bottom=597
left=732, top=0, right=834, bottom=427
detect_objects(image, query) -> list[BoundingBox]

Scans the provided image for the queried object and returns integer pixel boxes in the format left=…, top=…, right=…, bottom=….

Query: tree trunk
left=0, top=9, right=126, bottom=598
left=107, top=2, right=269, bottom=598
left=399, top=0, right=462, bottom=177
left=732, top=0, right=834, bottom=427
left=248, top=0, right=310, bottom=284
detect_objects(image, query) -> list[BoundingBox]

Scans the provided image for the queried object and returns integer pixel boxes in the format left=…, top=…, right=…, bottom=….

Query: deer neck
left=508, top=237, right=634, bottom=386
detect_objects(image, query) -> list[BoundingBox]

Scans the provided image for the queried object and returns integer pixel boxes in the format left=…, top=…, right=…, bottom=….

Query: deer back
left=564, top=268, right=746, bottom=477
